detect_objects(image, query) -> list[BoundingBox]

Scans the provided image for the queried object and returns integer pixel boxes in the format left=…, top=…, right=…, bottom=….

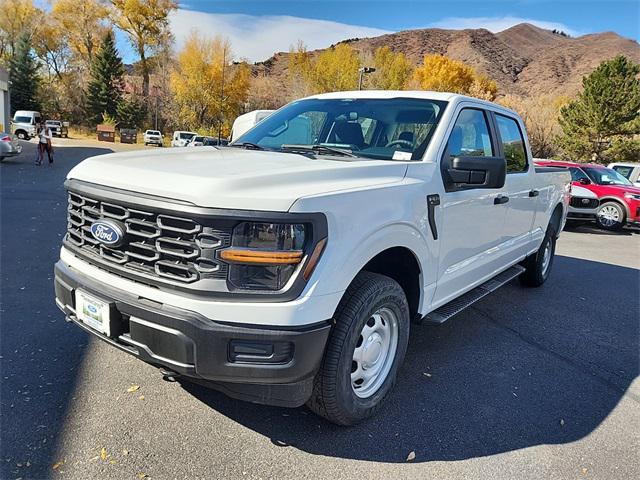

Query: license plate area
left=75, top=289, right=111, bottom=336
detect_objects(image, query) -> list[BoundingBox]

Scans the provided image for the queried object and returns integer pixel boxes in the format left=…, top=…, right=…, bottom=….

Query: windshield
left=13, top=116, right=32, bottom=124
left=235, top=98, right=447, bottom=160
left=584, top=167, right=632, bottom=186
left=179, top=132, right=196, bottom=140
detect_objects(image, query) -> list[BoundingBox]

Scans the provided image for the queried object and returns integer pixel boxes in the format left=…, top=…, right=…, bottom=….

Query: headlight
left=220, top=222, right=307, bottom=291
left=623, top=192, right=640, bottom=201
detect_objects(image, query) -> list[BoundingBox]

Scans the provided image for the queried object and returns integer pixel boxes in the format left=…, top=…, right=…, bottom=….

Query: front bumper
left=54, top=261, right=331, bottom=407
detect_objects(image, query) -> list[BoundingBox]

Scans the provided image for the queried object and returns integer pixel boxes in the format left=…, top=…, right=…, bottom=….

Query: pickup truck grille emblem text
left=90, top=220, right=125, bottom=247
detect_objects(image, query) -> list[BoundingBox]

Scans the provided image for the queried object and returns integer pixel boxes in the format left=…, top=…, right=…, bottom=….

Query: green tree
left=117, top=96, right=147, bottom=129
left=558, top=55, right=640, bottom=163
left=8, top=33, right=40, bottom=113
left=86, top=31, right=125, bottom=125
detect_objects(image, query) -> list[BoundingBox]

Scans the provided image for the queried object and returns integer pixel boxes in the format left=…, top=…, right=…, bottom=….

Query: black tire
left=520, top=225, right=557, bottom=287
left=596, top=201, right=625, bottom=231
left=307, top=271, right=410, bottom=425
left=16, top=131, right=26, bottom=140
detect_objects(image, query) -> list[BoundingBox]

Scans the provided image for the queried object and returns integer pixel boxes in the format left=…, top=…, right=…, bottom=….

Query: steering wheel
left=385, top=139, right=414, bottom=149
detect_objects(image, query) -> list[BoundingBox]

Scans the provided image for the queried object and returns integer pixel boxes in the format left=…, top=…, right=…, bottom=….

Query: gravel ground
left=1, top=141, right=638, bottom=480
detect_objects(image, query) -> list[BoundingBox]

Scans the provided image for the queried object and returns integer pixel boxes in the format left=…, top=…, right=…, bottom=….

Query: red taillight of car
left=1, top=135, right=12, bottom=142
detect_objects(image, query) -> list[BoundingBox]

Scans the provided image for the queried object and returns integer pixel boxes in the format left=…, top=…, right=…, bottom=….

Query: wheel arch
left=550, top=202, right=564, bottom=236
left=598, top=197, right=629, bottom=217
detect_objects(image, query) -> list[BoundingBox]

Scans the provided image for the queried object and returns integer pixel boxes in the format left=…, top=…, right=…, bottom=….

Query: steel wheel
left=351, top=306, right=399, bottom=398
left=541, top=237, right=552, bottom=277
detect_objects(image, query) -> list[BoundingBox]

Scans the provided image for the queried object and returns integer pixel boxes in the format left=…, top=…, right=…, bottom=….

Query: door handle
left=426, top=194, right=440, bottom=240
left=529, top=189, right=540, bottom=197
left=494, top=195, right=509, bottom=205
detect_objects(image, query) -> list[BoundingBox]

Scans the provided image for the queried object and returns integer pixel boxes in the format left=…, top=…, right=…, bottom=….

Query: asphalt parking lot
left=1, top=141, right=639, bottom=480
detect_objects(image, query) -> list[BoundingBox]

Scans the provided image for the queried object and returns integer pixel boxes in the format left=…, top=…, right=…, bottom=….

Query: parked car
left=55, top=91, right=570, bottom=425
left=229, top=110, right=274, bottom=142
left=535, top=159, right=640, bottom=230
left=171, top=131, right=197, bottom=147
left=45, top=120, right=68, bottom=138
left=608, top=162, right=640, bottom=187
left=0, top=132, right=22, bottom=161
left=143, top=130, right=163, bottom=147
left=187, top=136, right=228, bottom=147
left=10, top=110, right=41, bottom=139
left=566, top=184, right=600, bottom=223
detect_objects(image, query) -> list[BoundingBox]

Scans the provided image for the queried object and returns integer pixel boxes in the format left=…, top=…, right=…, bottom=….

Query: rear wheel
left=520, top=225, right=556, bottom=287
left=307, top=271, right=410, bottom=425
left=596, top=201, right=625, bottom=231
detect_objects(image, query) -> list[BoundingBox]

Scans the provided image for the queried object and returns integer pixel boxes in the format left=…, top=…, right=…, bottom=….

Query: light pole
left=358, top=66, right=376, bottom=90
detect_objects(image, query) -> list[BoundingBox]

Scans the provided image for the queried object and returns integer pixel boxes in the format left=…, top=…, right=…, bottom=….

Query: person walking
left=36, top=123, right=53, bottom=166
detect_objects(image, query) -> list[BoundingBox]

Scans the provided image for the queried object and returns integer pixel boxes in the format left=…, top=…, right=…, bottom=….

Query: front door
left=432, top=106, right=509, bottom=306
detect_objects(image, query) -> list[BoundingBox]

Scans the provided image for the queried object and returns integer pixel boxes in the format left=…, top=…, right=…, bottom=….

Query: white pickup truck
left=54, top=91, right=570, bottom=425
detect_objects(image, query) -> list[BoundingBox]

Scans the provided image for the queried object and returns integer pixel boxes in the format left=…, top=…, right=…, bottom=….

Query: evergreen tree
left=117, top=96, right=147, bottom=129
left=86, top=31, right=125, bottom=125
left=558, top=55, right=640, bottom=162
left=8, top=34, right=40, bottom=113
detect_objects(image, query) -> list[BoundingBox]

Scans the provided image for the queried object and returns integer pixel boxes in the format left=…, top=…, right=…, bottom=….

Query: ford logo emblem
left=90, top=220, right=125, bottom=247
left=87, top=305, right=98, bottom=314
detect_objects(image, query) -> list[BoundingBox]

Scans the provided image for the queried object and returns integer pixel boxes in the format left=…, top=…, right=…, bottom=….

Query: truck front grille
left=570, top=197, right=599, bottom=209
left=65, top=191, right=231, bottom=284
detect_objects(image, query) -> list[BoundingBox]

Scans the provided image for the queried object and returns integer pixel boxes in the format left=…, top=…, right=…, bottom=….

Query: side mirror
left=579, top=177, right=590, bottom=185
left=446, top=156, right=506, bottom=190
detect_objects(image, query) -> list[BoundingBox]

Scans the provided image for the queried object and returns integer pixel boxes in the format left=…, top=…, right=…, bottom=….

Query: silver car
left=0, top=132, right=22, bottom=161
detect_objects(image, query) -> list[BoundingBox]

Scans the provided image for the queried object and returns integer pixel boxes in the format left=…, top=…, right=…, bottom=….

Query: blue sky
left=121, top=0, right=640, bottom=63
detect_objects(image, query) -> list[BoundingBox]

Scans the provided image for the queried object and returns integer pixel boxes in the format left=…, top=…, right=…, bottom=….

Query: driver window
left=447, top=109, right=493, bottom=158
left=569, top=167, right=589, bottom=182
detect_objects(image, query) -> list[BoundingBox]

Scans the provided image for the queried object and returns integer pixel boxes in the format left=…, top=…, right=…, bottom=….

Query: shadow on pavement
left=565, top=222, right=639, bottom=236
left=183, top=255, right=638, bottom=463
left=0, top=143, right=115, bottom=479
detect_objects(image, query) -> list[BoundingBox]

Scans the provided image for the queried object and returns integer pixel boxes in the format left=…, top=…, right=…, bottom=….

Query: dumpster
left=97, top=124, right=115, bottom=142
left=120, top=128, right=137, bottom=144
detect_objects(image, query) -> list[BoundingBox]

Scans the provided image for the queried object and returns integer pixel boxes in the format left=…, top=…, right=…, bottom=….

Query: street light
left=358, top=67, right=376, bottom=90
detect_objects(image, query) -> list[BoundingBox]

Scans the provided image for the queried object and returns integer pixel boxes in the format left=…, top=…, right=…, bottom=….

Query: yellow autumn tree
left=112, top=0, right=177, bottom=96
left=412, top=54, right=497, bottom=100
left=309, top=43, right=361, bottom=93
left=50, top=0, right=111, bottom=65
left=369, top=46, right=413, bottom=90
left=170, top=32, right=250, bottom=136
left=0, top=0, right=44, bottom=61
left=287, top=40, right=314, bottom=99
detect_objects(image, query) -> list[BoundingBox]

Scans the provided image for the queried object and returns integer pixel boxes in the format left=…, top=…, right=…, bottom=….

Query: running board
left=422, top=265, right=525, bottom=324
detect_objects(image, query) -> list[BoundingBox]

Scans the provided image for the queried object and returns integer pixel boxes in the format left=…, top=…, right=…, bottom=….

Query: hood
left=67, top=146, right=408, bottom=211
left=595, top=184, right=640, bottom=196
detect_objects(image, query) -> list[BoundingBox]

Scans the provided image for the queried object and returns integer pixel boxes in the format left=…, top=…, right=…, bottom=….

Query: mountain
left=254, top=23, right=640, bottom=100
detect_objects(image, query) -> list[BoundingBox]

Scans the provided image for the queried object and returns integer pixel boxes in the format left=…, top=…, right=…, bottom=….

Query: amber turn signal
left=303, top=238, right=327, bottom=280
left=220, top=248, right=304, bottom=265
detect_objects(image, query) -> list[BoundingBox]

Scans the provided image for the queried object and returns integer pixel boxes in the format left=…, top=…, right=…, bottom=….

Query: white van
left=229, top=110, right=274, bottom=142
left=11, top=110, right=41, bottom=139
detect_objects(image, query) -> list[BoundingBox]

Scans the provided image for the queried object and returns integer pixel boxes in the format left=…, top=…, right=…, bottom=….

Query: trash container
left=120, top=129, right=137, bottom=144
left=97, top=124, right=116, bottom=142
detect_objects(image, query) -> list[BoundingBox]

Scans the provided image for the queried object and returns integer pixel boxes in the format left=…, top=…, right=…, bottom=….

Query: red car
left=535, top=160, right=640, bottom=230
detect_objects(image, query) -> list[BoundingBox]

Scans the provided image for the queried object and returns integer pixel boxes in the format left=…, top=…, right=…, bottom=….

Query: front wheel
left=16, top=131, right=26, bottom=140
left=307, top=271, right=410, bottom=425
left=596, top=201, right=625, bottom=231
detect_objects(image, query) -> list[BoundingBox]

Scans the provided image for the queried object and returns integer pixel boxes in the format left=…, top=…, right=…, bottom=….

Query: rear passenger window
left=447, top=109, right=493, bottom=158
left=496, top=114, right=527, bottom=173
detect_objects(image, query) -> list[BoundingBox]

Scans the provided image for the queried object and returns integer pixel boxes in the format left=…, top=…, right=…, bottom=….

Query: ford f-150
left=54, top=91, right=570, bottom=425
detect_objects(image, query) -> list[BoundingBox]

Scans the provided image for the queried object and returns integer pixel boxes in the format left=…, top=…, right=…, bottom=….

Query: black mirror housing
left=579, top=177, right=590, bottom=185
left=444, top=156, right=506, bottom=191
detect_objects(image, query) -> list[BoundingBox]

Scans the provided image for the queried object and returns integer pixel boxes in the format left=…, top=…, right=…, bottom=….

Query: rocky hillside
left=255, top=23, right=640, bottom=99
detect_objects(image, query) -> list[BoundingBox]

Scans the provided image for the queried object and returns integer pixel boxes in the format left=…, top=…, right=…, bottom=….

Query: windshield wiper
left=230, top=142, right=266, bottom=150
left=280, top=144, right=358, bottom=158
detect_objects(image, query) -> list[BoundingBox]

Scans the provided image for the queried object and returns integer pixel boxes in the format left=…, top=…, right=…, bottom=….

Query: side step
left=422, top=265, right=525, bottom=324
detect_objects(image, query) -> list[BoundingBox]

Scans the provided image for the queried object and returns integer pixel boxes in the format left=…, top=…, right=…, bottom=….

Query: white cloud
left=169, top=9, right=392, bottom=62
left=427, top=16, right=582, bottom=37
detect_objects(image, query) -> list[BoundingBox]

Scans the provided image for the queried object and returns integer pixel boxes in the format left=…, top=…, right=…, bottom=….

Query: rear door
left=491, top=112, right=538, bottom=261
left=432, top=106, right=509, bottom=306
